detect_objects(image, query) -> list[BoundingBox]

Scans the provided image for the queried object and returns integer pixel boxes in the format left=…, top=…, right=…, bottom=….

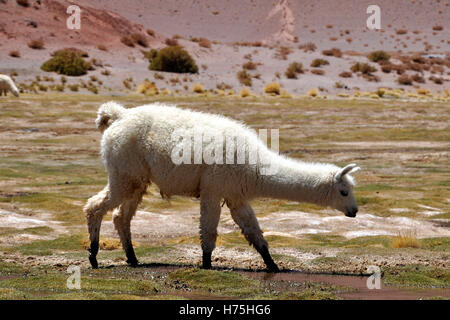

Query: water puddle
left=242, top=270, right=450, bottom=300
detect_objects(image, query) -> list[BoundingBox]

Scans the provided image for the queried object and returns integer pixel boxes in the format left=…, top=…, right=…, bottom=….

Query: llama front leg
left=84, top=185, right=125, bottom=268
left=199, top=196, right=221, bottom=269
left=112, top=188, right=145, bottom=266
left=229, top=202, right=279, bottom=272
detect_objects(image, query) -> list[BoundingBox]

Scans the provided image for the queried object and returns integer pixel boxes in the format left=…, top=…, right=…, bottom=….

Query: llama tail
left=95, top=101, right=126, bottom=132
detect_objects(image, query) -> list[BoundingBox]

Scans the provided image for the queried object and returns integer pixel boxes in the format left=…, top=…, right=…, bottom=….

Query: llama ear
left=335, top=164, right=359, bottom=182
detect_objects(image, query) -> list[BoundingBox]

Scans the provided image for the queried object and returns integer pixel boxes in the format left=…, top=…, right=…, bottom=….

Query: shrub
left=68, top=84, right=79, bottom=92
left=350, top=62, right=377, bottom=74
left=432, top=25, right=443, bottom=31
left=391, top=231, right=420, bottom=248
left=130, top=33, right=149, bottom=48
left=307, top=88, right=318, bottom=97
left=381, top=63, right=393, bottom=73
left=120, top=36, right=135, bottom=47
left=123, top=78, right=133, bottom=90
left=322, top=48, right=342, bottom=58
left=9, top=50, right=20, bottom=58
left=429, top=76, right=443, bottom=85
left=52, top=47, right=88, bottom=58
left=310, top=59, right=329, bottom=67
left=339, top=71, right=352, bottom=78
left=87, top=86, right=98, bottom=94
left=146, top=29, right=155, bottom=36
left=298, top=42, right=316, bottom=52
left=149, top=46, right=198, bottom=74
left=264, top=82, right=281, bottom=95
left=285, top=62, right=303, bottom=79
left=137, top=80, right=159, bottom=95
left=97, top=45, right=108, bottom=51
left=396, top=29, right=408, bottom=35
left=142, top=49, right=158, bottom=61
left=237, top=69, right=252, bottom=86
left=193, top=83, right=205, bottom=94
left=368, top=50, right=390, bottom=63
left=165, top=37, right=179, bottom=46
left=334, top=81, right=344, bottom=89
left=411, top=55, right=427, bottom=64
left=28, top=39, right=44, bottom=49
left=363, top=74, right=380, bottom=82
left=41, top=49, right=89, bottom=76
left=16, top=0, right=29, bottom=7
left=216, top=82, right=232, bottom=90
left=198, top=38, right=211, bottom=48
left=397, top=74, right=412, bottom=85
left=411, top=74, right=425, bottom=83
left=242, top=61, right=257, bottom=70
left=275, top=46, right=292, bottom=60
left=240, top=88, right=251, bottom=98
left=417, top=88, right=430, bottom=95
left=311, top=69, right=325, bottom=75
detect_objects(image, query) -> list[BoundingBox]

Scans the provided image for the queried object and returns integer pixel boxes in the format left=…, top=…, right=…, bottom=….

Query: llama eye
left=340, top=190, right=348, bottom=197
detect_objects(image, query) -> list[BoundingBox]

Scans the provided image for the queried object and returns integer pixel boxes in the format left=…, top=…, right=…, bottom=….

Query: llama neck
left=254, top=155, right=336, bottom=206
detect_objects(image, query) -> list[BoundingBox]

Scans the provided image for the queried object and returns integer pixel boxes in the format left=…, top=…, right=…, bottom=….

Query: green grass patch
left=167, top=268, right=261, bottom=297
left=15, top=234, right=84, bottom=256
left=383, top=265, right=450, bottom=288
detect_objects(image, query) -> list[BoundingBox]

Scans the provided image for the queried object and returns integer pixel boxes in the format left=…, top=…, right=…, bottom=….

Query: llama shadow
left=97, top=261, right=307, bottom=279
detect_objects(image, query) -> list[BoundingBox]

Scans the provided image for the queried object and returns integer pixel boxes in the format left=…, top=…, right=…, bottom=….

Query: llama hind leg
left=113, top=188, right=146, bottom=266
left=199, top=196, right=221, bottom=269
left=229, top=202, right=279, bottom=272
left=84, top=184, right=126, bottom=268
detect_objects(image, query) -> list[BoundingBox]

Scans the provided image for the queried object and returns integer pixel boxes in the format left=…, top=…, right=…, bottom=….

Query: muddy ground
left=0, top=94, right=448, bottom=300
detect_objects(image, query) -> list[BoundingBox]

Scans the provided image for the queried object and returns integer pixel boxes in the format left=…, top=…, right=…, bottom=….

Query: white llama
left=0, top=74, right=19, bottom=97
left=84, top=102, right=360, bottom=271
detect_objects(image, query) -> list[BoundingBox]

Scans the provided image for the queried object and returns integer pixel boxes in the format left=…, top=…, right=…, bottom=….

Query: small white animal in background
left=0, top=74, right=20, bottom=97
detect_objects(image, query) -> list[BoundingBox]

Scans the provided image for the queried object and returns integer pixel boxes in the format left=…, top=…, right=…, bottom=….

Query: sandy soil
left=0, top=0, right=448, bottom=95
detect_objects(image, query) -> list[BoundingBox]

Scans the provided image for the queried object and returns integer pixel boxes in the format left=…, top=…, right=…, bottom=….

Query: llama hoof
left=89, top=255, right=98, bottom=269
left=266, top=264, right=280, bottom=273
left=127, top=259, right=139, bottom=267
left=202, top=252, right=212, bottom=269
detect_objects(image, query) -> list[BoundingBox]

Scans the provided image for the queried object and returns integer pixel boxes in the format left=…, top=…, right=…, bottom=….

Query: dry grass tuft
left=16, top=0, right=29, bottom=7
left=198, top=38, right=212, bottom=48
left=264, top=82, right=281, bottom=95
left=307, top=88, right=319, bottom=97
left=339, top=71, right=352, bottom=78
left=322, top=48, right=342, bottom=58
left=391, top=230, right=421, bottom=248
left=193, top=83, right=206, bottom=94
left=240, top=88, right=251, bottom=98
left=165, top=37, right=179, bottom=46
left=28, top=39, right=44, bottom=49
left=298, top=42, right=317, bottom=52
left=285, top=62, right=303, bottom=79
left=237, top=69, right=252, bottom=87
left=137, top=80, right=159, bottom=96
left=242, top=61, right=257, bottom=70
left=9, top=50, right=20, bottom=58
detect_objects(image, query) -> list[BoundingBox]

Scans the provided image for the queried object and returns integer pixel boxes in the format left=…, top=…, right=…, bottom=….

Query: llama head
left=330, top=164, right=361, bottom=217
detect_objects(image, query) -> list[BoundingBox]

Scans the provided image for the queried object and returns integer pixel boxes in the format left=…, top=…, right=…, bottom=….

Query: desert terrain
left=0, top=0, right=449, bottom=300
